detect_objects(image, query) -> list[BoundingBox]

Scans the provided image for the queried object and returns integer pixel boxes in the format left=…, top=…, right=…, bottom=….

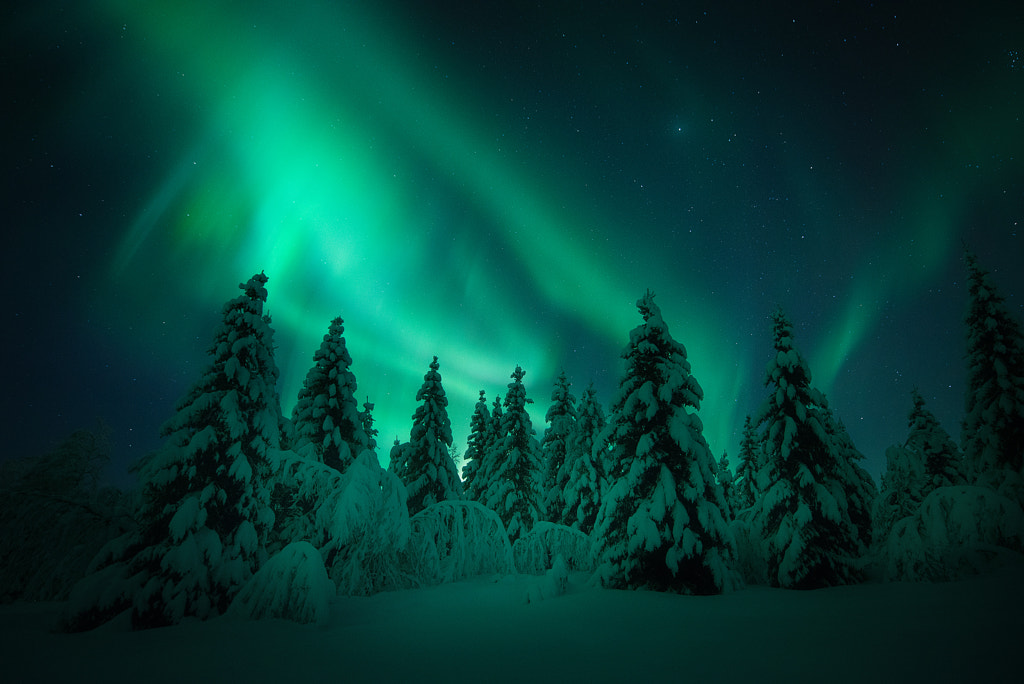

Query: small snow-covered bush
left=403, top=500, right=514, bottom=585
left=273, top=449, right=411, bottom=596
left=513, top=521, right=594, bottom=574
left=228, top=542, right=334, bottom=625
left=885, top=485, right=1024, bottom=581
left=525, top=554, right=570, bottom=603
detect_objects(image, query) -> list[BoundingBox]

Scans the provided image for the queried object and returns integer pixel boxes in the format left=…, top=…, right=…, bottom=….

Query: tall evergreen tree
left=361, top=398, right=379, bottom=453
left=461, top=390, right=491, bottom=501
left=397, top=356, right=461, bottom=515
left=472, top=393, right=504, bottom=505
left=482, top=367, right=543, bottom=544
left=593, top=292, right=736, bottom=594
left=541, top=371, right=578, bottom=523
left=717, top=452, right=735, bottom=521
left=962, top=252, right=1024, bottom=481
left=291, top=317, right=369, bottom=472
left=131, top=272, right=281, bottom=628
left=731, top=416, right=761, bottom=513
left=823, top=412, right=877, bottom=552
left=561, top=383, right=607, bottom=534
left=750, top=309, right=862, bottom=589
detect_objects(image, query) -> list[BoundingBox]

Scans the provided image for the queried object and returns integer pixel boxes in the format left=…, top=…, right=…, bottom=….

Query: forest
left=1, top=252, right=1022, bottom=634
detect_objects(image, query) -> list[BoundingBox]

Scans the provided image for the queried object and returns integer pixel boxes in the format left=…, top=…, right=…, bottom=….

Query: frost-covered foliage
left=731, top=416, right=761, bottom=515
left=524, top=554, right=570, bottom=603
left=874, top=390, right=966, bottom=546
left=402, top=500, right=514, bottom=585
left=541, top=371, right=578, bottom=524
left=128, top=272, right=282, bottom=628
left=228, top=541, right=334, bottom=625
left=291, top=317, right=370, bottom=472
left=824, top=414, right=877, bottom=552
left=885, top=486, right=1024, bottom=581
left=593, top=292, right=737, bottom=595
left=961, top=252, right=1024, bottom=484
left=513, top=521, right=594, bottom=574
left=273, top=450, right=410, bottom=596
left=716, top=452, right=735, bottom=521
left=481, top=367, right=543, bottom=544
left=560, top=384, right=608, bottom=535
left=360, top=399, right=379, bottom=453
left=461, top=391, right=491, bottom=501
left=392, top=356, right=461, bottom=515
left=0, top=427, right=134, bottom=603
left=749, top=309, right=864, bottom=589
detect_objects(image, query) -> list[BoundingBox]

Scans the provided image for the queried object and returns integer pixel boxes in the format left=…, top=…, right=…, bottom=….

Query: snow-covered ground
left=3, top=564, right=1022, bottom=683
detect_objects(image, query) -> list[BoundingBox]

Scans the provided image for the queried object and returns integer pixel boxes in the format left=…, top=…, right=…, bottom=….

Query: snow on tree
left=272, top=449, right=411, bottom=595
left=874, top=389, right=966, bottom=547
left=394, top=356, right=461, bottom=515
left=592, top=291, right=737, bottom=594
left=481, top=366, right=543, bottom=544
left=884, top=485, right=1024, bottom=581
left=361, top=398, right=379, bottom=453
left=402, top=500, right=515, bottom=585
left=716, top=452, right=735, bottom=521
left=560, top=383, right=608, bottom=535
left=291, top=317, right=369, bottom=473
left=461, top=390, right=491, bottom=501
left=227, top=541, right=335, bottom=625
left=513, top=521, right=594, bottom=574
left=117, top=271, right=284, bottom=628
left=541, top=371, right=578, bottom=523
left=823, top=413, right=877, bottom=553
left=749, top=308, right=865, bottom=589
left=961, top=252, right=1024, bottom=486
left=731, top=416, right=761, bottom=515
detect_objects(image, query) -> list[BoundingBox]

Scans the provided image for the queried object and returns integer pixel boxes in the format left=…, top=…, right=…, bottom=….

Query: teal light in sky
left=99, top=0, right=755, bottom=459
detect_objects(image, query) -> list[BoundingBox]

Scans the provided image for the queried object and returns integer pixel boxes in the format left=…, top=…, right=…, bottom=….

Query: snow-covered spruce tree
left=541, top=371, right=578, bottom=523
left=823, top=412, right=877, bottom=553
left=749, top=308, right=863, bottom=589
left=560, top=383, right=607, bottom=535
left=592, top=292, right=736, bottom=594
left=482, top=367, right=543, bottom=544
left=291, top=317, right=369, bottom=473
left=731, top=416, right=761, bottom=514
left=396, top=356, right=461, bottom=515
left=873, top=389, right=966, bottom=546
left=361, top=398, right=379, bottom=453
left=962, top=252, right=1024, bottom=484
left=131, top=272, right=282, bottom=628
left=716, top=452, right=735, bottom=521
left=461, top=390, right=491, bottom=501
left=470, top=394, right=504, bottom=504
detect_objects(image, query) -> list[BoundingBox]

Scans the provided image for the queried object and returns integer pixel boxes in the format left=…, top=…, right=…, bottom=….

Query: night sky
left=3, top=1, right=1022, bottom=485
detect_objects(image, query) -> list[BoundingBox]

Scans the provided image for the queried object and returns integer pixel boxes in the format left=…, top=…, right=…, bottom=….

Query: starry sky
left=3, top=0, right=1022, bottom=485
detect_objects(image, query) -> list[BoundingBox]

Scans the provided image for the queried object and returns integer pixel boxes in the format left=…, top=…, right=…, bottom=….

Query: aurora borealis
left=4, top=1, right=1022, bottom=482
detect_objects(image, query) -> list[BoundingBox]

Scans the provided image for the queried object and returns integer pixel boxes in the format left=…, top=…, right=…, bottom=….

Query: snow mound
left=525, top=553, right=570, bottom=603
left=513, top=521, right=594, bottom=574
left=228, top=542, right=334, bottom=625
left=885, top=485, right=1024, bottom=581
left=403, top=500, right=514, bottom=585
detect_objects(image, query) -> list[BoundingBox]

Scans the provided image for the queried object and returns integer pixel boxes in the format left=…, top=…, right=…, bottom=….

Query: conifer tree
left=291, top=317, right=369, bottom=472
left=397, top=356, right=461, bottom=515
left=749, top=309, right=862, bottom=589
left=472, top=393, right=504, bottom=505
left=561, top=383, right=607, bottom=534
left=541, top=371, right=578, bottom=523
left=962, top=252, right=1024, bottom=482
left=131, top=272, right=281, bottom=628
left=874, top=389, right=965, bottom=545
left=461, top=390, right=491, bottom=501
left=717, top=452, right=735, bottom=521
left=731, top=416, right=761, bottom=513
left=824, top=412, right=877, bottom=552
left=593, top=292, right=736, bottom=594
left=361, top=399, right=379, bottom=453
left=482, top=367, right=543, bottom=544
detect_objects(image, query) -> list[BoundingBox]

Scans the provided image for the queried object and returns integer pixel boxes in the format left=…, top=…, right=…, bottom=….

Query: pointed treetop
left=637, top=289, right=661, bottom=322
left=240, top=271, right=269, bottom=302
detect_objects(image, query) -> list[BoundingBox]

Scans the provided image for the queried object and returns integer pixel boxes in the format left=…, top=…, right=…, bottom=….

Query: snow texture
left=512, top=522, right=594, bottom=574
left=885, top=485, right=1024, bottom=581
left=228, top=542, right=334, bottom=625
left=524, top=554, right=570, bottom=603
left=403, top=500, right=515, bottom=586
